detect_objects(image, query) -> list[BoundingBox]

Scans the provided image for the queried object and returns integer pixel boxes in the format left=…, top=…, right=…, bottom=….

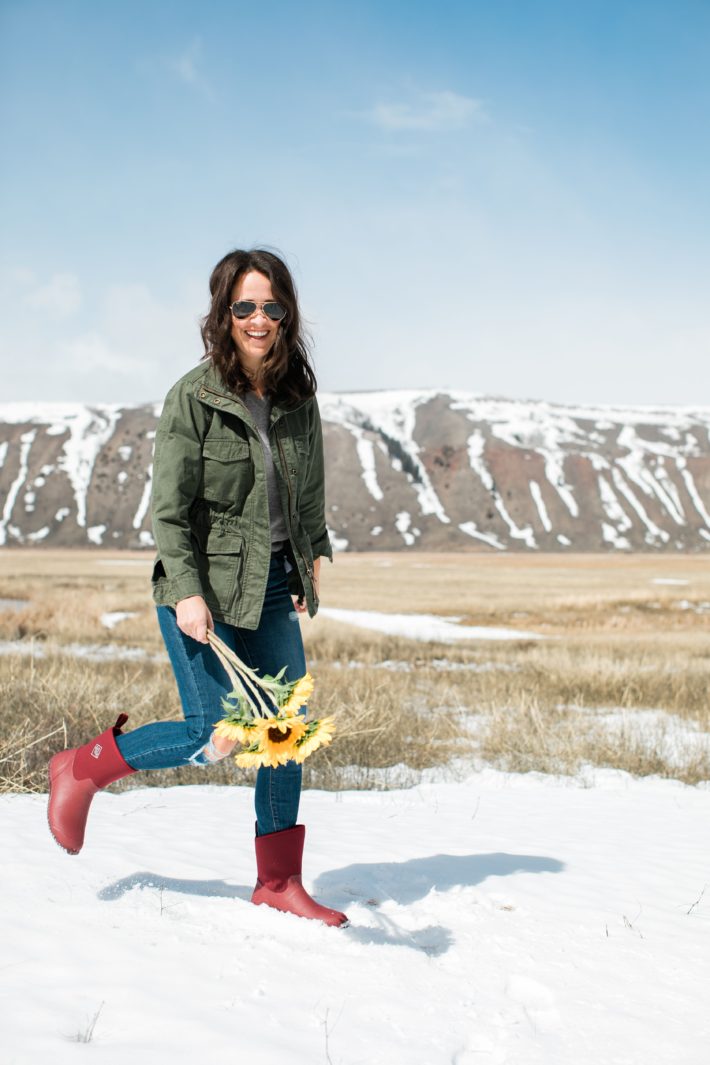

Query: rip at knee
left=187, top=734, right=230, bottom=767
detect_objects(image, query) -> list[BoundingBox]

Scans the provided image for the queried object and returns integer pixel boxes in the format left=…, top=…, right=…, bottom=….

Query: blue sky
left=1, top=0, right=709, bottom=405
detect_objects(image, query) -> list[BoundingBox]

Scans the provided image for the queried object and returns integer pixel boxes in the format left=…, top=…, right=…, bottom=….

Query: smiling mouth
left=246, top=331, right=268, bottom=339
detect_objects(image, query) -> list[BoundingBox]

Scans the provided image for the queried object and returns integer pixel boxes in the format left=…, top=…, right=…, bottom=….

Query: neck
left=239, top=355, right=262, bottom=380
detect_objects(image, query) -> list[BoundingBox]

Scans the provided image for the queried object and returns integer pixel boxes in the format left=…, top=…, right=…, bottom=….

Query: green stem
left=207, top=631, right=275, bottom=718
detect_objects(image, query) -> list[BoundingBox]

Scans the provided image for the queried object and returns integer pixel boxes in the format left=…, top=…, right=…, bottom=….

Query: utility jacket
left=150, top=360, right=332, bottom=629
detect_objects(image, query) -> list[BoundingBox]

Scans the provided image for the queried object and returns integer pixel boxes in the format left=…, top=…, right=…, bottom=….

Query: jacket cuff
left=170, top=572, right=206, bottom=602
left=310, top=530, right=333, bottom=562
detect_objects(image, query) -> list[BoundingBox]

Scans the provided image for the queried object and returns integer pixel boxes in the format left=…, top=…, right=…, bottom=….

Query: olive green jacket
left=150, top=361, right=332, bottom=629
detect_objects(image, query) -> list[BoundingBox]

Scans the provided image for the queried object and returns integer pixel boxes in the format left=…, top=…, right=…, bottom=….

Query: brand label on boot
left=90, top=743, right=103, bottom=759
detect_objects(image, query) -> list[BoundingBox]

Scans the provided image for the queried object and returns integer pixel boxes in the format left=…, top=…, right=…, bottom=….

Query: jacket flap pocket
left=202, top=438, right=250, bottom=462
left=195, top=526, right=243, bottom=555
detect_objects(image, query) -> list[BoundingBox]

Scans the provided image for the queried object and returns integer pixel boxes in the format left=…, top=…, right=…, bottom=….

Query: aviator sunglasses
left=230, top=299, right=287, bottom=322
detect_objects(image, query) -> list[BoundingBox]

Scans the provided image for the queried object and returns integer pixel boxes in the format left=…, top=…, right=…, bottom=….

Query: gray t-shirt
left=242, top=389, right=289, bottom=549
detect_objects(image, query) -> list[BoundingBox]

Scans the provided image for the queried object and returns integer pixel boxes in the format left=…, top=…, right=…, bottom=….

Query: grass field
left=2, top=548, right=709, bottom=793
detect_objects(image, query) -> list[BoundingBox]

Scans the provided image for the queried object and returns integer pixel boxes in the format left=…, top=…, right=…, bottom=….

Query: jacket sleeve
left=151, top=380, right=209, bottom=601
left=298, top=397, right=333, bottom=562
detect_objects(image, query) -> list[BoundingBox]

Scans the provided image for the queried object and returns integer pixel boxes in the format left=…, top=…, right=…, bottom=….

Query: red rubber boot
left=251, top=824, right=349, bottom=927
left=47, top=713, right=136, bottom=855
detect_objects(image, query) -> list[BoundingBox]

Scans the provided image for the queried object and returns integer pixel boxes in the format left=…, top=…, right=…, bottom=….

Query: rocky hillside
left=1, top=391, right=710, bottom=552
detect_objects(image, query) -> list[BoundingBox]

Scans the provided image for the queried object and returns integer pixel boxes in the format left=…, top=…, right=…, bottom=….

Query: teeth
left=247, top=331, right=267, bottom=337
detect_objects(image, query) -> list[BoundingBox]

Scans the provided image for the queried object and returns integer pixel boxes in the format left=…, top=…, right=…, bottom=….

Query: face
left=229, top=270, right=282, bottom=368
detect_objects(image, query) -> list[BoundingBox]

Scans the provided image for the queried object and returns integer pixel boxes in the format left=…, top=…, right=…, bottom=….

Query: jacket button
left=200, top=391, right=206, bottom=398
left=214, top=397, right=221, bottom=404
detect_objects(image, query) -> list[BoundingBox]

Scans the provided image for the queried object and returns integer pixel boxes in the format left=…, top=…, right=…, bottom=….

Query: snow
left=529, top=480, right=552, bottom=532
left=0, top=598, right=29, bottom=610
left=395, top=510, right=416, bottom=546
left=87, top=524, right=107, bottom=545
left=132, top=463, right=153, bottom=530
left=327, top=525, right=349, bottom=552
left=466, top=429, right=537, bottom=548
left=26, top=525, right=51, bottom=542
left=100, top=611, right=139, bottom=630
left=0, top=403, right=123, bottom=531
left=596, top=472, right=633, bottom=539
left=459, top=521, right=506, bottom=550
left=594, top=708, right=710, bottom=768
left=319, top=390, right=710, bottom=549
left=55, top=407, right=122, bottom=528
left=319, top=392, right=451, bottom=524
left=677, top=457, right=710, bottom=527
left=349, top=426, right=384, bottom=501
left=2, top=768, right=708, bottom=1064
left=318, top=607, right=543, bottom=642
left=610, top=466, right=669, bottom=544
left=0, top=639, right=168, bottom=663
left=0, top=428, right=36, bottom=545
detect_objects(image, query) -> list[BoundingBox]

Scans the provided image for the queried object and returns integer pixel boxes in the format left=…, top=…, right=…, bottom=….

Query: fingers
left=176, top=596, right=213, bottom=643
left=291, top=595, right=307, bottom=614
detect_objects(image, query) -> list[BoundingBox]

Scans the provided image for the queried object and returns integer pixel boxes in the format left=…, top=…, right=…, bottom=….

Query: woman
left=47, top=248, right=348, bottom=928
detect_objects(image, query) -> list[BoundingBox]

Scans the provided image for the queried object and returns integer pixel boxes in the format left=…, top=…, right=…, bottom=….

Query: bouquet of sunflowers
left=205, top=631, right=335, bottom=768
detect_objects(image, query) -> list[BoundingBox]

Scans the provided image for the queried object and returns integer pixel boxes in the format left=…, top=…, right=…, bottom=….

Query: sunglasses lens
left=230, top=301, right=286, bottom=321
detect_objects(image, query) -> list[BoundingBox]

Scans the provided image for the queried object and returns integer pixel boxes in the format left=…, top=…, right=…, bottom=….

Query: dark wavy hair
left=200, top=248, right=317, bottom=404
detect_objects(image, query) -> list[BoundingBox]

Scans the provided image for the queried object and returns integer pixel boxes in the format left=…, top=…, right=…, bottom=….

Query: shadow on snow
left=97, top=852, right=562, bottom=957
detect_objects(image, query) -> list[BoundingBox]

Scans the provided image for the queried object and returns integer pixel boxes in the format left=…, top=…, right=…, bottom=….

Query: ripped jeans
left=115, top=547, right=306, bottom=836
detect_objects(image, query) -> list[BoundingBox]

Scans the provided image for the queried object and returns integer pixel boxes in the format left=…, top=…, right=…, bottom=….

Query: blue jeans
left=116, top=548, right=306, bottom=836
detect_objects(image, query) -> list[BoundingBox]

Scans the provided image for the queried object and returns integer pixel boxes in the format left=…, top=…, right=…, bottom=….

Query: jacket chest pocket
left=193, top=525, right=243, bottom=613
left=201, top=438, right=253, bottom=506
left=288, top=435, right=309, bottom=493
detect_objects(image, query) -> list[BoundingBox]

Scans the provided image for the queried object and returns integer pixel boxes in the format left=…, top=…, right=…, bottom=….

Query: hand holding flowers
left=204, top=631, right=335, bottom=768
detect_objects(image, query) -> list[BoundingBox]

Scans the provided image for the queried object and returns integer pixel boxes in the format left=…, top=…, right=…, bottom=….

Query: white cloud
left=7, top=267, right=35, bottom=285
left=60, top=332, right=140, bottom=375
left=166, top=38, right=214, bottom=100
left=58, top=279, right=205, bottom=398
left=26, top=273, right=82, bottom=317
left=369, top=91, right=487, bottom=132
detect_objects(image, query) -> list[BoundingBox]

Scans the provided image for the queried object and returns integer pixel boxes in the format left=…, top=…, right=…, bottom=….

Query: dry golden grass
left=1, top=547, right=709, bottom=792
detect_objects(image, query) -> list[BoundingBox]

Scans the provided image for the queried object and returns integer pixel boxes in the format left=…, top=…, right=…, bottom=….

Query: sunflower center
left=267, top=727, right=293, bottom=744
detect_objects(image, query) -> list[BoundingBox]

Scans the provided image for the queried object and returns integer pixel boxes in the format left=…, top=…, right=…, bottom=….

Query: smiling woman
left=47, top=248, right=348, bottom=928
left=201, top=249, right=316, bottom=405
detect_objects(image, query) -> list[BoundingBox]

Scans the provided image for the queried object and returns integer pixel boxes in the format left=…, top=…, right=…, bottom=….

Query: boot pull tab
left=113, top=714, right=129, bottom=733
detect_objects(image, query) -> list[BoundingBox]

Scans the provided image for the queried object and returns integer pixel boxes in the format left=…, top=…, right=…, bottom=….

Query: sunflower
left=212, top=718, right=256, bottom=746
left=234, top=714, right=308, bottom=768
left=279, top=673, right=315, bottom=716
left=205, top=632, right=336, bottom=768
left=292, top=716, right=336, bottom=763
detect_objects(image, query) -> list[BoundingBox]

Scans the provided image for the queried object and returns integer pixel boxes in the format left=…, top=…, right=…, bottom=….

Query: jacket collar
left=194, top=362, right=308, bottom=428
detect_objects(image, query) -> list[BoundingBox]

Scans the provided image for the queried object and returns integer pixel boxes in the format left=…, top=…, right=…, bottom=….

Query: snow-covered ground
left=318, top=607, right=542, bottom=642
left=2, top=768, right=708, bottom=1064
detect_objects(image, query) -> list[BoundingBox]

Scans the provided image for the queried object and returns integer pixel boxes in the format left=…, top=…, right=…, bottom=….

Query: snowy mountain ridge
left=1, top=390, right=710, bottom=551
